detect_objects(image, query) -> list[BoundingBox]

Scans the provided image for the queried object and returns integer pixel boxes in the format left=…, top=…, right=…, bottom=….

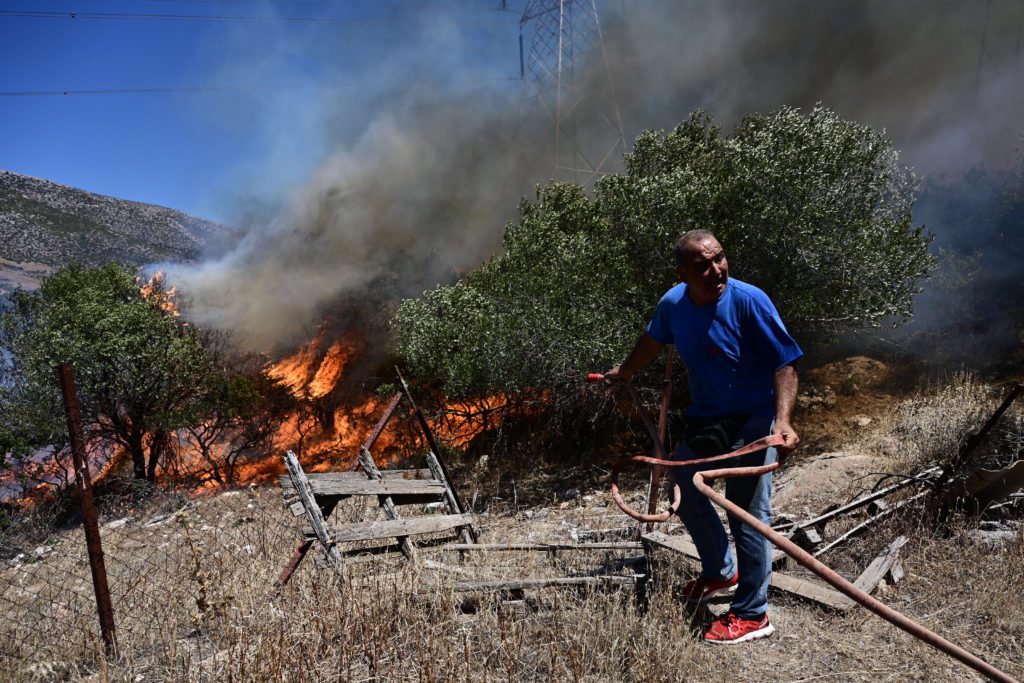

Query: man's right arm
left=604, top=333, right=665, bottom=382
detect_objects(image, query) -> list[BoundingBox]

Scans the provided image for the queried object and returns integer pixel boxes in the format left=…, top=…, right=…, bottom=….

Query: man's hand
left=772, top=420, right=800, bottom=460
left=606, top=334, right=665, bottom=384
left=602, top=365, right=632, bottom=383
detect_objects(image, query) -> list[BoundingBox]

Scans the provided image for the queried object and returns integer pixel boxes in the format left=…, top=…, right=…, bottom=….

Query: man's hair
left=673, top=229, right=718, bottom=266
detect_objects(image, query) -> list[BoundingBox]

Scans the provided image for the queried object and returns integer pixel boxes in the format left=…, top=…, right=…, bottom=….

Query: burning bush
left=0, top=263, right=287, bottom=489
left=395, top=106, right=933, bottom=407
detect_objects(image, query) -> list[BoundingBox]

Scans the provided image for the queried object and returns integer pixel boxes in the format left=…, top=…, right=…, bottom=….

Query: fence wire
left=0, top=483, right=306, bottom=682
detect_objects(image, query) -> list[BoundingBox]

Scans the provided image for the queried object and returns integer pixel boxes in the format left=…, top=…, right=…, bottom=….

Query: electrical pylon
left=975, top=0, right=1024, bottom=95
left=519, top=0, right=625, bottom=181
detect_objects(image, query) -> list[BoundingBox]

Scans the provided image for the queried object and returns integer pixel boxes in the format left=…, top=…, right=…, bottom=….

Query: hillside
left=0, top=169, right=237, bottom=295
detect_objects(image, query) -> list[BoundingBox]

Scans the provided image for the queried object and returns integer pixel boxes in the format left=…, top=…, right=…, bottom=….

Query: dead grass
left=2, top=371, right=1023, bottom=682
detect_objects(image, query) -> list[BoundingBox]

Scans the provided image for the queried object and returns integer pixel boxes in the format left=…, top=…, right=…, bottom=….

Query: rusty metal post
left=56, top=362, right=117, bottom=655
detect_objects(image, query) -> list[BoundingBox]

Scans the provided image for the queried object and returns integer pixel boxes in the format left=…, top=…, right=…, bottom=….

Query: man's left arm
left=773, top=363, right=800, bottom=458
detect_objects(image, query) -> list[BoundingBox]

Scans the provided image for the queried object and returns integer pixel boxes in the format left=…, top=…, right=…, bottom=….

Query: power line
left=0, top=74, right=507, bottom=97
left=0, top=85, right=343, bottom=96
left=0, top=9, right=511, bottom=25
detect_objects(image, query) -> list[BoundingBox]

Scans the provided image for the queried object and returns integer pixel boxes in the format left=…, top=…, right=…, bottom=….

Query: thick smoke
left=165, top=101, right=546, bottom=350
left=163, top=0, right=1024, bottom=355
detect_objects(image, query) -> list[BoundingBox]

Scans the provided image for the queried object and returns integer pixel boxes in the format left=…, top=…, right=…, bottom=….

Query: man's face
left=676, top=236, right=729, bottom=305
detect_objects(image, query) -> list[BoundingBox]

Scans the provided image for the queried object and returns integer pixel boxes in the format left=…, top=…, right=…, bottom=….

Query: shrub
left=395, top=106, right=933, bottom=405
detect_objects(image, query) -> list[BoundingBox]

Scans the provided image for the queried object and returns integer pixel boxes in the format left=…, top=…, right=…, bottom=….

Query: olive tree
left=395, top=106, right=933, bottom=402
left=0, top=263, right=211, bottom=481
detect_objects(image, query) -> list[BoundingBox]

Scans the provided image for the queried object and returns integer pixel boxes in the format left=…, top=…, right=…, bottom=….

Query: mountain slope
left=0, top=170, right=237, bottom=293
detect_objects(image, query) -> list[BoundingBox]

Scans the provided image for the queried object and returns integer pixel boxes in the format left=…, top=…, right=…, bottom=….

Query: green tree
left=395, top=106, right=933, bottom=403
left=0, top=263, right=211, bottom=481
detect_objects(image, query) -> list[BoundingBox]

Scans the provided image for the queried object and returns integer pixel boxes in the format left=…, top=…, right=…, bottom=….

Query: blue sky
left=3, top=1, right=1022, bottom=229
left=0, top=1, right=521, bottom=223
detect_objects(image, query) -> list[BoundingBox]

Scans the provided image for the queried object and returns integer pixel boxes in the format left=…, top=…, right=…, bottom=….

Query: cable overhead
left=0, top=10, right=511, bottom=25
left=0, top=85, right=343, bottom=97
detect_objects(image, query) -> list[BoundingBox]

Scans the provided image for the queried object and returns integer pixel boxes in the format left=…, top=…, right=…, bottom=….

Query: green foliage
left=395, top=106, right=933, bottom=402
left=395, top=183, right=643, bottom=399
left=0, top=263, right=211, bottom=480
left=601, top=107, right=932, bottom=327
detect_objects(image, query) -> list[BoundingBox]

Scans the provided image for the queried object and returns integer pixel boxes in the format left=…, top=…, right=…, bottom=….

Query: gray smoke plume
left=162, top=0, right=1024, bottom=353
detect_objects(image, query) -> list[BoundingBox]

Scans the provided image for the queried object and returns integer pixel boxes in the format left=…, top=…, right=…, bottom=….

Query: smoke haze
left=162, top=0, right=1024, bottom=354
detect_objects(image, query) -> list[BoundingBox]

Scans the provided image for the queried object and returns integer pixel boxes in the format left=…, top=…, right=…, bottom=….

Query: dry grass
left=2, top=372, right=1023, bottom=682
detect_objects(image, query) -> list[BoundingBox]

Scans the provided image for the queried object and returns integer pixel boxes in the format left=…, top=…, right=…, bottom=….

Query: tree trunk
left=127, top=430, right=147, bottom=480
left=147, top=429, right=169, bottom=482
left=313, top=397, right=336, bottom=434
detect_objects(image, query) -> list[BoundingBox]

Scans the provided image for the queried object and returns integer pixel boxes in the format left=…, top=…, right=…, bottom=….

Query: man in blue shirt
left=605, top=229, right=801, bottom=644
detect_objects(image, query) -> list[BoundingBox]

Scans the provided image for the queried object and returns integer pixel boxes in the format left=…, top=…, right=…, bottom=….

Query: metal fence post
left=55, top=362, right=117, bottom=655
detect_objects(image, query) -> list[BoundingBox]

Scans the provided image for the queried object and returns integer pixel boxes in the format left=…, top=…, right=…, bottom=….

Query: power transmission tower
left=519, top=0, right=625, bottom=181
left=975, top=0, right=1024, bottom=96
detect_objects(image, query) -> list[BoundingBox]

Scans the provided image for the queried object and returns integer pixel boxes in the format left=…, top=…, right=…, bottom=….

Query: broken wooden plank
left=852, top=536, right=908, bottom=595
left=442, top=542, right=643, bottom=552
left=284, top=450, right=341, bottom=567
left=444, top=575, right=640, bottom=593
left=768, top=572, right=852, bottom=611
left=814, top=491, right=927, bottom=557
left=308, top=513, right=476, bottom=543
left=642, top=531, right=849, bottom=611
left=279, top=469, right=434, bottom=489
left=774, top=466, right=940, bottom=533
left=887, top=556, right=905, bottom=584
left=791, top=526, right=823, bottom=550
left=359, top=445, right=417, bottom=561
left=282, top=477, right=447, bottom=498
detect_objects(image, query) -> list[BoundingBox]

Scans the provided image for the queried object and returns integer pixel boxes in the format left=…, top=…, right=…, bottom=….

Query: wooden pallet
left=270, top=383, right=476, bottom=591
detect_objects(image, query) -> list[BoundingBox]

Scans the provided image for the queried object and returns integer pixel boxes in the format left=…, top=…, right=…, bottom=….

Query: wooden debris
left=886, top=556, right=906, bottom=585
left=642, top=531, right=852, bottom=611
left=642, top=530, right=788, bottom=567
left=791, top=526, right=823, bottom=550
left=814, top=491, right=927, bottom=557
left=769, top=572, right=852, bottom=611
left=852, top=536, right=908, bottom=596
left=443, top=575, right=640, bottom=594
left=284, top=450, right=341, bottom=567
left=775, top=466, right=940, bottom=534
left=397, top=367, right=477, bottom=544
left=442, top=542, right=642, bottom=552
left=308, top=513, right=476, bottom=543
left=867, top=499, right=889, bottom=516
left=359, top=445, right=418, bottom=560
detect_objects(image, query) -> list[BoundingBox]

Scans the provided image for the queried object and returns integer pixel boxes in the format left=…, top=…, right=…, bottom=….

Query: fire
left=267, top=337, right=321, bottom=394
left=308, top=340, right=354, bottom=399
left=139, top=271, right=180, bottom=317
left=267, top=330, right=358, bottom=400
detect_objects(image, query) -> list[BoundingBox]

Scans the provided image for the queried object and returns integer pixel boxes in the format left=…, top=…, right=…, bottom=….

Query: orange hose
left=692, top=462, right=1019, bottom=683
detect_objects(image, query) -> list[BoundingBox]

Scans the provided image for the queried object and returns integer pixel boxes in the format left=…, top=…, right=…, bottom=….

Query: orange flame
left=139, top=271, right=180, bottom=317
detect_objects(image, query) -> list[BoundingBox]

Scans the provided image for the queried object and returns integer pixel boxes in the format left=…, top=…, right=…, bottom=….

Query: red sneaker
left=703, top=612, right=774, bottom=644
left=681, top=572, right=738, bottom=604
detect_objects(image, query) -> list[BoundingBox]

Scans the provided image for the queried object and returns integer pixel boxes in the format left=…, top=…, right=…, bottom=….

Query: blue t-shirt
left=645, top=278, right=803, bottom=418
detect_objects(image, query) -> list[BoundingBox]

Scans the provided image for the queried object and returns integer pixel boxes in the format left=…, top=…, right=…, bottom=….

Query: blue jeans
left=669, top=415, right=776, bottom=619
